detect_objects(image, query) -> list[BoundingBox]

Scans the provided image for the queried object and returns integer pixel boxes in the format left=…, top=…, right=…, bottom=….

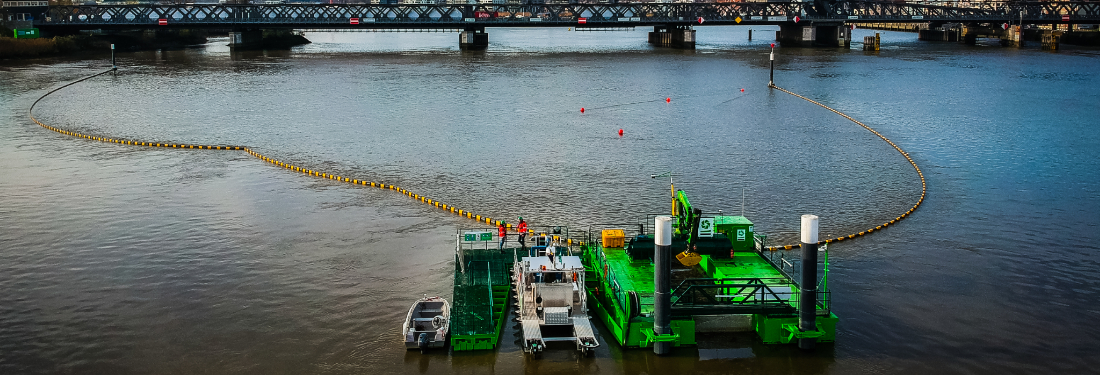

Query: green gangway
left=449, top=236, right=513, bottom=351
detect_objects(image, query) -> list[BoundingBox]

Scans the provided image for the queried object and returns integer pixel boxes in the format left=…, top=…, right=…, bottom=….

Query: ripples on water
left=1, top=27, right=1099, bottom=374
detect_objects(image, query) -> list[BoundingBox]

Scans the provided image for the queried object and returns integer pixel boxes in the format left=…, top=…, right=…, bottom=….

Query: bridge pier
left=459, top=28, right=488, bottom=50
left=778, top=24, right=815, bottom=47
left=648, top=25, right=695, bottom=49
left=817, top=24, right=852, bottom=48
left=1001, top=26, right=1023, bottom=48
left=1042, top=30, right=1062, bottom=50
left=229, top=29, right=263, bottom=49
left=960, top=24, right=1015, bottom=46
left=918, top=23, right=961, bottom=42
left=777, top=23, right=849, bottom=47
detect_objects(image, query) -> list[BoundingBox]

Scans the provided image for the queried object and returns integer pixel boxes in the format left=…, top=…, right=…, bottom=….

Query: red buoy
left=666, top=97, right=671, bottom=103
left=740, top=88, right=745, bottom=92
left=618, top=129, right=624, bottom=136
left=580, top=107, right=585, bottom=113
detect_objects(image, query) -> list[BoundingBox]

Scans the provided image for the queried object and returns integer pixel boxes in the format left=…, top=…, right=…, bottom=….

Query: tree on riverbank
left=0, top=34, right=90, bottom=58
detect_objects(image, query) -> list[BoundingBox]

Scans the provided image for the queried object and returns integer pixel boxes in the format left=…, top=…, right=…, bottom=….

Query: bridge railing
left=30, top=1, right=1100, bottom=28
left=37, top=3, right=800, bottom=26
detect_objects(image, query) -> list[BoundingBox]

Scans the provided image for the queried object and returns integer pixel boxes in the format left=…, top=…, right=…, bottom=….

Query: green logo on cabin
left=464, top=232, right=492, bottom=242
left=13, top=28, right=40, bottom=39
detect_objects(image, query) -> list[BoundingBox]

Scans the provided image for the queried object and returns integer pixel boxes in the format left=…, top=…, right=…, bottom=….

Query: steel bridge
left=17, top=1, right=1100, bottom=31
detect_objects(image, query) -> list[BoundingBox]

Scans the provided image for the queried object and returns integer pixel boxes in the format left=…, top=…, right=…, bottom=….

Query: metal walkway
left=449, top=242, right=513, bottom=351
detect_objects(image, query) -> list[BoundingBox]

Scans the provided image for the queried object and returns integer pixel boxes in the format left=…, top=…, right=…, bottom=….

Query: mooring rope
left=764, top=84, right=927, bottom=250
left=28, top=69, right=569, bottom=243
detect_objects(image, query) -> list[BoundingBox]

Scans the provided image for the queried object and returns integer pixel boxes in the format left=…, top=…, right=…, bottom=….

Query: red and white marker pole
left=769, top=43, right=776, bottom=87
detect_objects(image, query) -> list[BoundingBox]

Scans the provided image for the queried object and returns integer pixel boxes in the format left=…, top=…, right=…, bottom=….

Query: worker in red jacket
left=498, top=222, right=507, bottom=252
left=518, top=217, right=528, bottom=253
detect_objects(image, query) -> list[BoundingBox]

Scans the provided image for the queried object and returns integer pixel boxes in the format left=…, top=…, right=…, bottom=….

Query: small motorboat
left=403, top=296, right=450, bottom=352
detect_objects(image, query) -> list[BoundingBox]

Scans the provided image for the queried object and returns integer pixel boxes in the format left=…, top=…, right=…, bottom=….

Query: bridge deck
left=11, top=1, right=1099, bottom=31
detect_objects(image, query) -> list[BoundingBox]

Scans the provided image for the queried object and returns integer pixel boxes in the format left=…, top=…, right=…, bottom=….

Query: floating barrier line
left=766, top=84, right=927, bottom=250
left=28, top=70, right=566, bottom=243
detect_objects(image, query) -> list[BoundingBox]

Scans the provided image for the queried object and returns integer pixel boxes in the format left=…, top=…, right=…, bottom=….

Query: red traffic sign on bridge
left=158, top=18, right=167, bottom=25
left=793, top=16, right=800, bottom=23
left=350, top=17, right=359, bottom=25
left=697, top=17, right=704, bottom=24
left=578, top=17, right=587, bottom=24
left=1062, top=14, right=1070, bottom=21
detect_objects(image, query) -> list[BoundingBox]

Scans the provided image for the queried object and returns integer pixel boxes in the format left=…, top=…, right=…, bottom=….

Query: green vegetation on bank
left=1, top=29, right=310, bottom=59
left=0, top=34, right=102, bottom=58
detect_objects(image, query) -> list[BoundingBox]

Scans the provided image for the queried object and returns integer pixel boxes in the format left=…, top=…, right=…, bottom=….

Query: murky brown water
left=2, top=27, right=1099, bottom=374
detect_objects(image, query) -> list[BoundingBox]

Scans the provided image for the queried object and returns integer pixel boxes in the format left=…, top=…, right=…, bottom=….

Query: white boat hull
left=403, top=296, right=450, bottom=351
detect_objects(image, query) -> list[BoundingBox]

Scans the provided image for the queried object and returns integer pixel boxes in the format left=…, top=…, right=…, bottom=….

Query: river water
left=2, top=27, right=1098, bottom=374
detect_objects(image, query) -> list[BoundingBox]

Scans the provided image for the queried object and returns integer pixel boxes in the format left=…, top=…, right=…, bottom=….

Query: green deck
left=600, top=246, right=656, bottom=315
left=699, top=251, right=785, bottom=279
left=583, top=240, right=836, bottom=349
left=449, top=248, right=513, bottom=351
left=584, top=244, right=696, bottom=348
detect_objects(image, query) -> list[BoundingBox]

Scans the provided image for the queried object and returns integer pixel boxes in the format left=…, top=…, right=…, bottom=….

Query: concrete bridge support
left=816, top=24, right=852, bottom=47
left=1042, top=30, right=1062, bottom=50
left=1001, top=25, right=1023, bottom=47
left=919, top=27, right=961, bottom=42
left=960, top=24, right=1010, bottom=45
left=229, top=29, right=263, bottom=49
left=648, top=25, right=695, bottom=49
left=778, top=24, right=815, bottom=47
left=459, top=28, right=488, bottom=50
left=777, top=23, right=850, bottom=47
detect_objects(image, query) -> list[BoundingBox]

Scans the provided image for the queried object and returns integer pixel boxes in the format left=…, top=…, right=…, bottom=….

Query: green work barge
left=580, top=190, right=838, bottom=350
left=446, top=190, right=837, bottom=353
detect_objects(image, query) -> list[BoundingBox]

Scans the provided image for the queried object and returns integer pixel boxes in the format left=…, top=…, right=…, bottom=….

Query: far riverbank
left=0, top=29, right=309, bottom=59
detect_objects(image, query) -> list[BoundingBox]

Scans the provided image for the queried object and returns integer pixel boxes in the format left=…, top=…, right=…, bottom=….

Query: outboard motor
left=418, top=333, right=429, bottom=353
